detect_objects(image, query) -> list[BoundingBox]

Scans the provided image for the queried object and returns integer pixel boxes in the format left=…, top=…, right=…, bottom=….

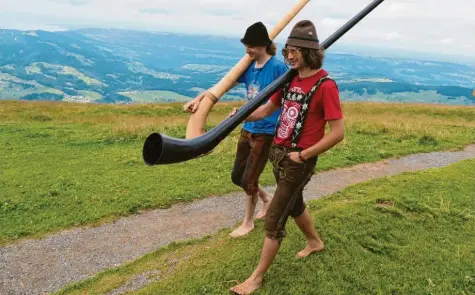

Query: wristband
left=205, top=91, right=218, bottom=104
left=298, top=151, right=306, bottom=162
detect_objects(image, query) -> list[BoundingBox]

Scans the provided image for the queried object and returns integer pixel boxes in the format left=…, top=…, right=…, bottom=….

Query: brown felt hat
left=286, top=20, right=320, bottom=49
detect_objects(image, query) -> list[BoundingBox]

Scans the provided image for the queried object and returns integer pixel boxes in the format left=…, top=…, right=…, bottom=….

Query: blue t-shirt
left=237, top=56, right=288, bottom=134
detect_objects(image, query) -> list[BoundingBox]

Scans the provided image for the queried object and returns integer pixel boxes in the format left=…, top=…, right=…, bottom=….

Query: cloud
left=387, top=2, right=408, bottom=12
left=0, top=0, right=473, bottom=57
left=51, top=0, right=90, bottom=5
left=384, top=32, right=403, bottom=41
left=68, top=0, right=89, bottom=5
left=139, top=8, right=171, bottom=15
left=321, top=17, right=346, bottom=28
left=440, top=38, right=454, bottom=45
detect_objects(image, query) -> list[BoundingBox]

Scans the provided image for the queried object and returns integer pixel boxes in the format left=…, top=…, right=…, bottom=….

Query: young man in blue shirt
left=184, top=22, right=288, bottom=237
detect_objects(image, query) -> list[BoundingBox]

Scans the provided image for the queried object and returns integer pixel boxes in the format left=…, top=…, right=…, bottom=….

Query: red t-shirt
left=270, top=69, right=343, bottom=149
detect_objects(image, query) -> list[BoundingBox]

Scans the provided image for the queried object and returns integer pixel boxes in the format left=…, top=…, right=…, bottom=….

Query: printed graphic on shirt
left=287, top=86, right=305, bottom=95
left=277, top=101, right=301, bottom=139
left=247, top=82, right=260, bottom=100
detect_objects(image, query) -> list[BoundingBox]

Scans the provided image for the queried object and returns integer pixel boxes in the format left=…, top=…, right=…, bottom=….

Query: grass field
left=56, top=158, right=475, bottom=295
left=119, top=90, right=192, bottom=102
left=0, top=100, right=474, bottom=245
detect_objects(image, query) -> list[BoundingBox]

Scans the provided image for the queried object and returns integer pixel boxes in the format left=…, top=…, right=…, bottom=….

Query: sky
left=0, top=0, right=474, bottom=59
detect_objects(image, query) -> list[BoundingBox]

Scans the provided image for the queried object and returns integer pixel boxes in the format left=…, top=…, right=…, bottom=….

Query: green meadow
left=1, top=100, right=474, bottom=245
left=56, top=158, right=475, bottom=295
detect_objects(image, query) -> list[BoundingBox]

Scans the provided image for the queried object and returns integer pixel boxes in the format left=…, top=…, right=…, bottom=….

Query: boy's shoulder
left=269, top=57, right=289, bottom=73
left=271, top=57, right=287, bottom=67
left=319, top=71, right=338, bottom=89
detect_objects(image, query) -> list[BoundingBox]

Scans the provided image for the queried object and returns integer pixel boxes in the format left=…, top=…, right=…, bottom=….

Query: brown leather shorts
left=231, top=129, right=274, bottom=196
left=265, top=144, right=318, bottom=241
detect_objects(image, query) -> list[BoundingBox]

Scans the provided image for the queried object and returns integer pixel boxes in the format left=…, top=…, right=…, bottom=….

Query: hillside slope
left=0, top=29, right=474, bottom=104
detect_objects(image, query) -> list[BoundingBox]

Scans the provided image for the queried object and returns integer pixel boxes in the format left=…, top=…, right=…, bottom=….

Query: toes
left=296, top=249, right=313, bottom=258
left=230, top=286, right=244, bottom=295
left=296, top=247, right=324, bottom=258
left=296, top=251, right=306, bottom=258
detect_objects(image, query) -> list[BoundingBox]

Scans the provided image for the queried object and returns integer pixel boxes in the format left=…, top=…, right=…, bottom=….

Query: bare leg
left=294, top=209, right=324, bottom=258
left=230, top=237, right=280, bottom=294
left=230, top=194, right=258, bottom=238
left=256, top=185, right=272, bottom=220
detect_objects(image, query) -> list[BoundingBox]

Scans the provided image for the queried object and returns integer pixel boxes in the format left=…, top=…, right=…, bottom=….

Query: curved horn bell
left=143, top=0, right=386, bottom=166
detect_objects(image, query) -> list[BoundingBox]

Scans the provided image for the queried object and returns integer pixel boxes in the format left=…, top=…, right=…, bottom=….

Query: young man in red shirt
left=230, top=20, right=345, bottom=294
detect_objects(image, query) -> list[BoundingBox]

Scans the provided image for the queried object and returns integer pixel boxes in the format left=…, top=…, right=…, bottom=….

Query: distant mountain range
left=0, top=28, right=474, bottom=105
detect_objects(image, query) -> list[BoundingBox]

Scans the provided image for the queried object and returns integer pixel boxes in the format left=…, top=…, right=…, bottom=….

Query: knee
left=265, top=229, right=286, bottom=242
left=264, top=216, right=286, bottom=241
left=231, top=170, right=243, bottom=187
left=231, top=171, right=257, bottom=196
left=240, top=174, right=258, bottom=196
left=289, top=202, right=306, bottom=218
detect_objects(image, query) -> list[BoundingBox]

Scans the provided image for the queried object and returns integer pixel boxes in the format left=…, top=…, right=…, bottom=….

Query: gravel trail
left=1, top=144, right=474, bottom=295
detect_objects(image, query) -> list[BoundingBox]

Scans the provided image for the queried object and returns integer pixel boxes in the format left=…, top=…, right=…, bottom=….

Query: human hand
left=228, top=107, right=239, bottom=118
left=288, top=152, right=304, bottom=164
left=183, top=92, right=205, bottom=113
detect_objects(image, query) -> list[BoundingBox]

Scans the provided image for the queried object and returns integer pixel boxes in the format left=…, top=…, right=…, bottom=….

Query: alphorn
left=143, top=0, right=386, bottom=165
left=186, top=0, right=312, bottom=139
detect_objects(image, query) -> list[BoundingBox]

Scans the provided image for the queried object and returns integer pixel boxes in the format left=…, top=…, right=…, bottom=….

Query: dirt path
left=1, top=144, right=474, bottom=295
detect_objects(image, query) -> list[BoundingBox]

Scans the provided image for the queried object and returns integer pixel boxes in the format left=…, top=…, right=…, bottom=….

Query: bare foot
left=230, top=277, right=263, bottom=294
left=255, top=200, right=269, bottom=220
left=256, top=191, right=272, bottom=220
left=296, top=240, right=324, bottom=258
left=229, top=223, right=254, bottom=238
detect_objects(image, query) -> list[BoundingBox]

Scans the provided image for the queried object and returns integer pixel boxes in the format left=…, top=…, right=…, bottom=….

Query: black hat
left=240, top=22, right=272, bottom=47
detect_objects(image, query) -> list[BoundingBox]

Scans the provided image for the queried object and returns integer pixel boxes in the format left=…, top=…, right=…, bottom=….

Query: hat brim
left=240, top=38, right=272, bottom=47
left=285, top=38, right=320, bottom=50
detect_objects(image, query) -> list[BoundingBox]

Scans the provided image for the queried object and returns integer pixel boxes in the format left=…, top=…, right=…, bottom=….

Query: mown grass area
left=1, top=100, right=474, bottom=244
left=56, top=159, right=475, bottom=295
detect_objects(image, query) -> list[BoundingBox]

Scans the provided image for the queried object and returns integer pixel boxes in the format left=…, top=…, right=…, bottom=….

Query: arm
left=184, top=82, right=240, bottom=113
left=229, top=88, right=283, bottom=119
left=288, top=119, right=344, bottom=163
left=289, top=81, right=344, bottom=162
left=228, top=99, right=280, bottom=120
left=302, top=119, right=344, bottom=159
left=244, top=99, right=280, bottom=122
